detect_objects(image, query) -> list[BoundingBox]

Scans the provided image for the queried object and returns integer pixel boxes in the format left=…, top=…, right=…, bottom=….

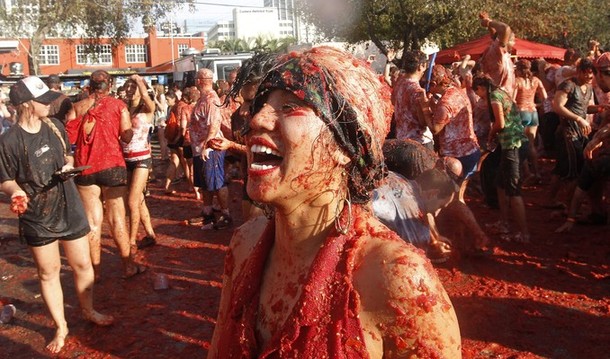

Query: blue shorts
left=520, top=110, right=539, bottom=127
left=457, top=149, right=481, bottom=180
left=193, top=151, right=226, bottom=191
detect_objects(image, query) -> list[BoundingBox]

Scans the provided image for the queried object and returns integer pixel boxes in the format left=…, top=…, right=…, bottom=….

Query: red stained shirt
left=432, top=86, right=479, bottom=158
left=74, top=96, right=127, bottom=175
left=189, top=90, right=223, bottom=156
left=216, top=207, right=370, bottom=358
left=392, top=77, right=434, bottom=144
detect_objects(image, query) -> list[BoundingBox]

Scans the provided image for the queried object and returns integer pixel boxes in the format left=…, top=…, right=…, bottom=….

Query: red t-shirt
left=74, top=96, right=127, bottom=175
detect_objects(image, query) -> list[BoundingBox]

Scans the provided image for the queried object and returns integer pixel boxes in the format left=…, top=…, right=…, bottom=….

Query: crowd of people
left=1, top=11, right=609, bottom=356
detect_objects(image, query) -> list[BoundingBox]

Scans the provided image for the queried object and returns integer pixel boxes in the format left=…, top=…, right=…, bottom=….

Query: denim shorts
left=193, top=151, right=226, bottom=191
left=520, top=110, right=539, bottom=127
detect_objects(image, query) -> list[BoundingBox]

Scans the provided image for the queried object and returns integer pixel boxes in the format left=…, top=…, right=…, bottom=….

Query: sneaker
left=188, top=212, right=214, bottom=226
left=213, top=215, right=233, bottom=230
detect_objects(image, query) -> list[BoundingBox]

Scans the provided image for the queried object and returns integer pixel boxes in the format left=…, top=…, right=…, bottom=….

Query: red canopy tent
left=434, top=36, right=566, bottom=64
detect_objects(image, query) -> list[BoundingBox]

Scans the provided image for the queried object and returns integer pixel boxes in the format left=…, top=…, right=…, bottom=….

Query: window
left=76, top=44, right=112, bottom=65
left=178, top=44, right=188, bottom=56
left=39, top=45, right=59, bottom=65
left=125, top=44, right=147, bottom=63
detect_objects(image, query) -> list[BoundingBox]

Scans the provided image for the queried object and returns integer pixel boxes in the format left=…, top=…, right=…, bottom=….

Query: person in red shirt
left=68, top=70, right=145, bottom=280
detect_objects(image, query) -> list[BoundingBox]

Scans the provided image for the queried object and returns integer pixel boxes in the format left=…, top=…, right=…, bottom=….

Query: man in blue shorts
left=188, top=69, right=232, bottom=229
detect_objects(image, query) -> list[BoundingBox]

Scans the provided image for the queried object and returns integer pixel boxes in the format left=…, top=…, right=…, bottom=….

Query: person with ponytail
left=473, top=74, right=530, bottom=242
left=67, top=70, right=146, bottom=280
left=0, top=76, right=113, bottom=354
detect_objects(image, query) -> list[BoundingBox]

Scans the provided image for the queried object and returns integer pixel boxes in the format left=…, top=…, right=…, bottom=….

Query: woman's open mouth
left=250, top=144, right=283, bottom=171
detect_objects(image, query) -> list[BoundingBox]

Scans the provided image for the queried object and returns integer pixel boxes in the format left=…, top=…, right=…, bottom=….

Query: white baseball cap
left=9, top=76, right=61, bottom=106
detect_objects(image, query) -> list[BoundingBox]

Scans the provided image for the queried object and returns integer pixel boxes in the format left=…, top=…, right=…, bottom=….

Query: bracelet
left=566, top=217, right=576, bottom=223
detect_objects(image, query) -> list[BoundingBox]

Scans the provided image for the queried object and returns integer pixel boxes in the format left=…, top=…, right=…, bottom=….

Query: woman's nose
left=249, top=103, right=277, bottom=132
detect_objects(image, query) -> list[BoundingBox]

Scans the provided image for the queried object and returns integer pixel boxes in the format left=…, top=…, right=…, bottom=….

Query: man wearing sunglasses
left=556, top=53, right=610, bottom=232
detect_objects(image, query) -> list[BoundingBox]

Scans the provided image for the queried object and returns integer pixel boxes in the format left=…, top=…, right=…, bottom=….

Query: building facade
left=0, top=27, right=205, bottom=77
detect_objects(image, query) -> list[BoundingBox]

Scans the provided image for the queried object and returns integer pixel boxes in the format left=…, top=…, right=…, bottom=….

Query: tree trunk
left=28, top=31, right=45, bottom=76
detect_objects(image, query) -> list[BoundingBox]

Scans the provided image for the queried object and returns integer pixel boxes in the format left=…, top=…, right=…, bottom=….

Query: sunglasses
left=600, top=69, right=610, bottom=77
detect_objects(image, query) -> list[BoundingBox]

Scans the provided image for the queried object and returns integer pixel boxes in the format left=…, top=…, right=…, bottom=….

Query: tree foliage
left=209, top=36, right=296, bottom=55
left=0, top=0, right=194, bottom=74
left=298, top=0, right=610, bottom=65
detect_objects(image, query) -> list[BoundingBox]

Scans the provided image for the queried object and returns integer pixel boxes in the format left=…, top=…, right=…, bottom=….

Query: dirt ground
left=1, top=155, right=609, bottom=359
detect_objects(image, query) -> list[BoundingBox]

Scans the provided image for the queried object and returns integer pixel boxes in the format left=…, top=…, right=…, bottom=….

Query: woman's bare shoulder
left=354, top=217, right=462, bottom=358
left=229, top=215, right=269, bottom=269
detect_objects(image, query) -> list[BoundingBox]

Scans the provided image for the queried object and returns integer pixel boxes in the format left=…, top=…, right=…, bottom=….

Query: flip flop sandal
left=137, top=236, right=157, bottom=249
left=427, top=241, right=452, bottom=264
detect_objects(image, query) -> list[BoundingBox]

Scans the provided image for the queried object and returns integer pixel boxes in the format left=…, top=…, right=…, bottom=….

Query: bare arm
left=535, top=77, right=548, bottom=103
left=552, top=89, right=591, bottom=136
left=489, top=101, right=505, bottom=140
left=119, top=107, right=133, bottom=143
left=131, top=75, right=155, bottom=122
left=356, top=236, right=461, bottom=358
left=480, top=12, right=512, bottom=47
left=583, top=123, right=610, bottom=159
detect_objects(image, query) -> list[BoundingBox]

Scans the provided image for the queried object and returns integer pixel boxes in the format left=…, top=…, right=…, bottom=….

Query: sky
left=169, top=0, right=265, bottom=33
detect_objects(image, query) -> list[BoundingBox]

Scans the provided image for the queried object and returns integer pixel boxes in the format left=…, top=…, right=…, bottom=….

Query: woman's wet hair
left=89, top=70, right=111, bottom=93
left=515, top=59, right=533, bottom=80
left=252, top=46, right=393, bottom=203
left=472, top=74, right=499, bottom=123
left=223, top=52, right=279, bottom=107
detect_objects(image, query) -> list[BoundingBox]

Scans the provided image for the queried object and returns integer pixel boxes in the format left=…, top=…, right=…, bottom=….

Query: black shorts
left=552, top=128, right=587, bottom=180
left=496, top=148, right=521, bottom=196
left=182, top=146, right=193, bottom=159
left=577, top=155, right=610, bottom=191
left=126, top=158, right=153, bottom=172
left=75, top=166, right=128, bottom=187
left=25, top=225, right=90, bottom=247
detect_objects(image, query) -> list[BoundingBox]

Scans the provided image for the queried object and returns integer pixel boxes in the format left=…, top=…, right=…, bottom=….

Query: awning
left=435, top=36, right=566, bottom=64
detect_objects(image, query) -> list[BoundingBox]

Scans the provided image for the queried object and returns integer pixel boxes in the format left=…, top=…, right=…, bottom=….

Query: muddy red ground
left=1, top=157, right=609, bottom=359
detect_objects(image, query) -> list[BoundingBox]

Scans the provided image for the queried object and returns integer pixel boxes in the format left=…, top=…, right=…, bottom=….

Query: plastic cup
left=0, top=304, right=16, bottom=324
left=153, top=273, right=169, bottom=290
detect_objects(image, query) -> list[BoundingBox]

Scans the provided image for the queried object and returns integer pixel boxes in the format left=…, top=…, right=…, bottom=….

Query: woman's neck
left=129, top=97, right=142, bottom=114
left=272, top=188, right=344, bottom=261
left=18, top=115, right=42, bottom=133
